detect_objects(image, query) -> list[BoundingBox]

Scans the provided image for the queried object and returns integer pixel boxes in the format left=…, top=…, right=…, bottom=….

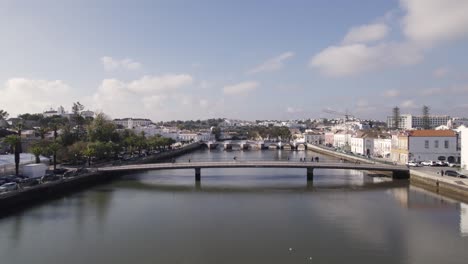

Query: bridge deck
left=98, top=161, right=408, bottom=172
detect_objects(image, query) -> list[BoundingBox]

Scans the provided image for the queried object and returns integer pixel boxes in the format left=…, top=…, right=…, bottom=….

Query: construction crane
left=322, top=109, right=355, bottom=122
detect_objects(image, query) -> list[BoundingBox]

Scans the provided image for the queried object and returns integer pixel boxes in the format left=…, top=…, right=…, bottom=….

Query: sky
left=1, top=0, right=468, bottom=121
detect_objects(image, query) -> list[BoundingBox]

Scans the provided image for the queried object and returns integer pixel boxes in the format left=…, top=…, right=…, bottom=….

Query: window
left=434, top=140, right=439, bottom=148
left=445, top=140, right=449, bottom=149
left=425, top=140, right=429, bottom=149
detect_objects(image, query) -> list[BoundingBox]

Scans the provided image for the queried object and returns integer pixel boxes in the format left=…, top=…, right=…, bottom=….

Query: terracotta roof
left=409, top=130, right=456, bottom=137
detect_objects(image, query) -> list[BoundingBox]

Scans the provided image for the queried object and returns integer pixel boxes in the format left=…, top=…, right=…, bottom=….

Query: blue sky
left=1, top=0, right=468, bottom=121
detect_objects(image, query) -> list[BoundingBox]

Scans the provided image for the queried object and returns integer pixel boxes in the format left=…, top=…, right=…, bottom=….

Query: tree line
left=0, top=103, right=175, bottom=175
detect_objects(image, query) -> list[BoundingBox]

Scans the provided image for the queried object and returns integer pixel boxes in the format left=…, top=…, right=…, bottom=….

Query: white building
left=459, top=126, right=468, bottom=169
left=113, top=118, right=152, bottom=129
left=178, top=132, right=214, bottom=142
left=333, top=131, right=351, bottom=150
left=81, top=110, right=95, bottom=118
left=304, top=131, right=324, bottom=145
left=373, top=137, right=392, bottom=159
left=407, top=130, right=459, bottom=163
left=350, top=131, right=379, bottom=156
left=387, top=114, right=451, bottom=129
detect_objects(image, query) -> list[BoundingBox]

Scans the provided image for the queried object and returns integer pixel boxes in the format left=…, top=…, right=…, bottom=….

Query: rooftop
left=408, top=130, right=456, bottom=137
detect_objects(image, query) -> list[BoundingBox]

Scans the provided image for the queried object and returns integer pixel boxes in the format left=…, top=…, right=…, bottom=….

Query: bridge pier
left=195, top=168, right=201, bottom=181
left=307, top=167, right=314, bottom=181
left=392, top=170, right=410, bottom=179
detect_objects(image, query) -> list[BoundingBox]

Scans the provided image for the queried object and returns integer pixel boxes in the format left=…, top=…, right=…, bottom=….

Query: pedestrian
left=315, top=157, right=319, bottom=162
left=188, top=159, right=191, bottom=163
left=441, top=170, right=444, bottom=176
left=311, top=157, right=314, bottom=162
left=300, top=157, right=302, bottom=162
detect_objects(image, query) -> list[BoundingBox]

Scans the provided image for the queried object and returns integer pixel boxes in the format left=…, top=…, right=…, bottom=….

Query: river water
left=1, top=149, right=468, bottom=264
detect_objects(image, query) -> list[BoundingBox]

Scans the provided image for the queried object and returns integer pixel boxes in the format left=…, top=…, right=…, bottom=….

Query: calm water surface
left=1, top=149, right=468, bottom=264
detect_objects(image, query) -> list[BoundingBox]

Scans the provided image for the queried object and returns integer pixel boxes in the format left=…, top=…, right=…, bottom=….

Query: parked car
left=436, top=161, right=448, bottom=167
left=421, top=161, right=436, bottom=166
left=444, top=170, right=467, bottom=178
left=406, top=161, right=420, bottom=167
left=1, top=182, right=18, bottom=191
left=448, top=163, right=461, bottom=168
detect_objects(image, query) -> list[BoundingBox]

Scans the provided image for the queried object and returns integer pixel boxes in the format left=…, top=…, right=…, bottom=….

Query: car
left=421, top=161, right=436, bottom=166
left=444, top=170, right=467, bottom=178
left=406, top=161, right=420, bottom=167
left=1, top=182, right=18, bottom=191
left=448, top=163, right=461, bottom=168
left=435, top=161, right=448, bottom=167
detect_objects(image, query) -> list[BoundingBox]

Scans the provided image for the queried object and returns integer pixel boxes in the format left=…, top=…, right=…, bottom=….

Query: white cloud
left=310, top=0, right=468, bottom=77
left=286, top=107, right=303, bottom=114
left=342, top=23, right=389, bottom=44
left=128, top=74, right=193, bottom=94
left=199, top=99, right=209, bottom=108
left=401, top=0, right=468, bottom=45
left=248, top=52, right=295, bottom=74
left=0, top=78, right=73, bottom=116
left=223, top=81, right=259, bottom=95
left=101, top=56, right=142, bottom=71
left=383, top=89, right=401, bottom=97
left=401, top=99, right=417, bottom=108
left=310, top=43, right=422, bottom=76
left=422, top=84, right=468, bottom=96
left=90, top=74, right=195, bottom=118
left=433, top=67, right=450, bottom=78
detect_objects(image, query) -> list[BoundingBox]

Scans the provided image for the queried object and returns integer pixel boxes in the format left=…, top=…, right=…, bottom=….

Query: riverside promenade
left=307, top=143, right=468, bottom=200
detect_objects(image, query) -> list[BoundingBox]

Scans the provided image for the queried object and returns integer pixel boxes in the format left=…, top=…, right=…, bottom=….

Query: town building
left=387, top=114, right=451, bottom=129
left=304, top=131, right=324, bottom=145
left=459, top=126, right=468, bottom=169
left=373, top=136, right=392, bottom=159
left=113, top=118, right=153, bottom=129
left=391, top=132, right=410, bottom=164
left=324, top=132, right=334, bottom=146
left=350, top=131, right=380, bottom=156
left=392, top=130, right=459, bottom=164
left=333, top=130, right=351, bottom=150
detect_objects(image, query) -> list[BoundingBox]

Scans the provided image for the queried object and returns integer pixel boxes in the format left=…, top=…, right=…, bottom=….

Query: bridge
left=202, top=140, right=308, bottom=150
left=98, top=161, right=410, bottom=181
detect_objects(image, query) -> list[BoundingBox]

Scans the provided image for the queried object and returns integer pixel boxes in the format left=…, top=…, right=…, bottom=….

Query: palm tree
left=30, top=145, right=43, bottom=163
left=48, top=142, right=61, bottom=170
left=3, top=135, right=21, bottom=175
left=82, top=145, right=96, bottom=167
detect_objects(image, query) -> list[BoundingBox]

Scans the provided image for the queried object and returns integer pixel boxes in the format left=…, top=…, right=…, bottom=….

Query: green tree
left=0, top=109, right=8, bottom=120
left=87, top=113, right=118, bottom=142
left=48, top=142, right=62, bottom=170
left=3, top=135, right=21, bottom=175
left=30, top=145, right=43, bottom=163
left=82, top=144, right=96, bottom=166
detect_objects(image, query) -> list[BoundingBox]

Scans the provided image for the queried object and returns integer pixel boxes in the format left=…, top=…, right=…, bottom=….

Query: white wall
left=460, top=126, right=468, bottom=169
left=409, top=136, right=459, bottom=162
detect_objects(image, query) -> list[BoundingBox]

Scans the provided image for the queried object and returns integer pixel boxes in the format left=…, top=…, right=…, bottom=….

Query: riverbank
left=410, top=169, right=468, bottom=203
left=307, top=143, right=468, bottom=202
left=0, top=142, right=203, bottom=215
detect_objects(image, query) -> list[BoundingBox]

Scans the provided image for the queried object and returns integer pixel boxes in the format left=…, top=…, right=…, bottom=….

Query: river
left=1, top=149, right=468, bottom=264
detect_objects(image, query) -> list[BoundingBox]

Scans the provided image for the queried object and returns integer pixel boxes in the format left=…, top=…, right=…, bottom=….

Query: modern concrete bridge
left=98, top=161, right=410, bottom=181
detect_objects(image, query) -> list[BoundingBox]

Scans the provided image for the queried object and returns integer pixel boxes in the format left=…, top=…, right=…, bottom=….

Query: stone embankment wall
left=0, top=142, right=203, bottom=215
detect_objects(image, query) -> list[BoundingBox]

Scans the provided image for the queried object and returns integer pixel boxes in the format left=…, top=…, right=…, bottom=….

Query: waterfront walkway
left=98, top=161, right=409, bottom=181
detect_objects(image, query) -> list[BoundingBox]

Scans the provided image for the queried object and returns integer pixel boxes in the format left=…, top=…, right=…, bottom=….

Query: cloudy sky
left=1, top=0, right=468, bottom=121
